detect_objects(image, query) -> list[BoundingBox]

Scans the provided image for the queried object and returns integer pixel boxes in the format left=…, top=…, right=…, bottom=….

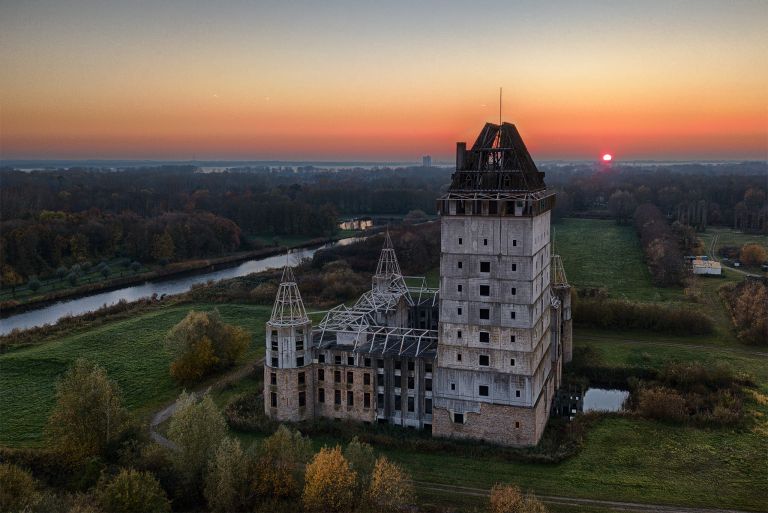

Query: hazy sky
left=1, top=0, right=766, bottom=161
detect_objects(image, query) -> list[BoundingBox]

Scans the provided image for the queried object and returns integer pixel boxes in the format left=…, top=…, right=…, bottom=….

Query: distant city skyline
left=1, top=0, right=766, bottom=161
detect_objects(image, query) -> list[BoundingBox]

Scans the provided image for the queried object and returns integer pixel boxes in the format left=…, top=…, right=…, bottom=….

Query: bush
left=636, top=387, right=688, bottom=423
left=164, top=309, right=250, bottom=384
left=489, top=483, right=548, bottom=513
left=740, top=243, right=767, bottom=266
left=573, top=298, right=713, bottom=335
left=97, top=469, right=170, bottom=513
left=720, top=280, right=768, bottom=345
left=0, top=463, right=41, bottom=513
left=28, top=277, right=42, bottom=293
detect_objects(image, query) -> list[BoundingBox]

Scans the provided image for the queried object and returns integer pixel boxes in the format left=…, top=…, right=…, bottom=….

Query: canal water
left=0, top=237, right=362, bottom=335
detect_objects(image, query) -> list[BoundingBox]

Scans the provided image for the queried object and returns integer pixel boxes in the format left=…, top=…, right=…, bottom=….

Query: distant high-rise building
left=422, top=155, right=432, bottom=167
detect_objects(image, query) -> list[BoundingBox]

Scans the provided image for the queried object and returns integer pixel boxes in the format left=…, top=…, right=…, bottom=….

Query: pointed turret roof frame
left=269, top=262, right=309, bottom=327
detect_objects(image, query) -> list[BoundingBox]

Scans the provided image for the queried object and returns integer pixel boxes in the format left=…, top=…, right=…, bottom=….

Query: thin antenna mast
left=499, top=87, right=502, bottom=126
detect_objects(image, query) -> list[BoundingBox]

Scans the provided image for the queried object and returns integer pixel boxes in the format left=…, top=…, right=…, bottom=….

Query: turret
left=264, top=265, right=314, bottom=421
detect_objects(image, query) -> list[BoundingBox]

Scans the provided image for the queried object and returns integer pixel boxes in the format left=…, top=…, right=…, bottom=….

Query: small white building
left=692, top=259, right=722, bottom=275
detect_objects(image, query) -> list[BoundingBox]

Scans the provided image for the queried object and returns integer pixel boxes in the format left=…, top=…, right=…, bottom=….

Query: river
left=0, top=237, right=362, bottom=335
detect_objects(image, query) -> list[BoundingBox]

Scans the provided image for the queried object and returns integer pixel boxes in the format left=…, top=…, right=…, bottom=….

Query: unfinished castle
left=264, top=122, right=573, bottom=446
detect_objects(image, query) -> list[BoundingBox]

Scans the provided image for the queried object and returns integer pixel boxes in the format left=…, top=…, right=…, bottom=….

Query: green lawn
left=0, top=303, right=271, bottom=447
left=554, top=218, right=683, bottom=302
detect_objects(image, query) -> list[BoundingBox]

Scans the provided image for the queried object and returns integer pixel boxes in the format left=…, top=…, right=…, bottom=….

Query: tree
left=28, top=276, right=42, bottom=292
left=1, top=265, right=23, bottom=296
left=489, top=484, right=548, bottom=513
left=252, top=425, right=313, bottom=500
left=205, top=437, right=248, bottom=513
left=167, top=392, right=227, bottom=487
left=130, top=261, right=141, bottom=272
left=344, top=437, right=375, bottom=495
left=45, top=359, right=129, bottom=459
left=67, top=272, right=79, bottom=286
left=739, top=243, right=767, bottom=266
left=97, top=469, right=170, bottom=513
left=164, top=310, right=250, bottom=384
left=151, top=230, right=175, bottom=263
left=0, top=463, right=40, bottom=513
left=302, top=446, right=357, bottom=513
left=366, top=456, right=414, bottom=512
left=607, top=190, right=637, bottom=225
left=403, top=209, right=428, bottom=224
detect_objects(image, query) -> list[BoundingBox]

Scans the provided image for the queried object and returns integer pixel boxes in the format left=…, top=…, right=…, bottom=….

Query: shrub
left=721, top=280, right=768, bottom=345
left=97, top=469, right=170, bottom=513
left=489, top=483, right=548, bottom=513
left=0, top=463, right=41, bottom=513
left=28, top=277, right=42, bottom=293
left=164, top=309, right=250, bottom=384
left=636, top=387, right=688, bottom=423
left=45, top=359, right=129, bottom=460
left=740, top=243, right=767, bottom=266
left=302, top=446, right=357, bottom=513
left=573, top=298, right=713, bottom=335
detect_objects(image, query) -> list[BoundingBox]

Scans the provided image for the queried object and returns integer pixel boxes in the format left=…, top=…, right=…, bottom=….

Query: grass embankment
left=0, top=303, right=270, bottom=447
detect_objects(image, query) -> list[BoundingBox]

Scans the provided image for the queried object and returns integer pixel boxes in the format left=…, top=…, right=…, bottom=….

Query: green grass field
left=0, top=303, right=270, bottom=447
left=554, top=218, right=683, bottom=302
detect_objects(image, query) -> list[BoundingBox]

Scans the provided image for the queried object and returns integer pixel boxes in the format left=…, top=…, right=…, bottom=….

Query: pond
left=0, top=237, right=363, bottom=335
left=583, top=388, right=630, bottom=412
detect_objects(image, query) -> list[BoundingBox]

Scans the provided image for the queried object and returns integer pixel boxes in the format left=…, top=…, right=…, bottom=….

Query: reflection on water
left=0, top=237, right=363, bottom=335
left=555, top=387, right=629, bottom=418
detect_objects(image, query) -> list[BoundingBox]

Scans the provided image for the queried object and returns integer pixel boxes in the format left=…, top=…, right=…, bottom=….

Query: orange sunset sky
left=1, top=0, right=767, bottom=161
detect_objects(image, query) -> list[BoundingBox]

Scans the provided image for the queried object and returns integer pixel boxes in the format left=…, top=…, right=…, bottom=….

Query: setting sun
left=602, top=153, right=613, bottom=162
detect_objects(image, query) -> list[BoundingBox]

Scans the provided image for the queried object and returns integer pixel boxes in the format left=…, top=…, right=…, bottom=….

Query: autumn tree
left=205, top=437, right=248, bottom=513
left=251, top=425, right=313, bottom=500
left=0, top=265, right=23, bottom=296
left=489, top=484, right=548, bottom=513
left=302, top=446, right=357, bottom=513
left=366, top=456, right=414, bottom=513
left=164, top=309, right=250, bottom=384
left=739, top=243, right=767, bottom=266
left=97, top=469, right=170, bottom=513
left=167, top=392, right=227, bottom=488
left=45, top=359, right=129, bottom=460
left=725, top=280, right=768, bottom=345
left=151, top=229, right=175, bottom=264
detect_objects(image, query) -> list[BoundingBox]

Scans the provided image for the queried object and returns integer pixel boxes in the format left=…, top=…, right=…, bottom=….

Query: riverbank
left=0, top=234, right=352, bottom=317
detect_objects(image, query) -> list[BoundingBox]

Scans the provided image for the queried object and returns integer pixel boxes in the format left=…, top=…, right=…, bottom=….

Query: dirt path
left=416, top=481, right=755, bottom=513
left=149, top=358, right=262, bottom=449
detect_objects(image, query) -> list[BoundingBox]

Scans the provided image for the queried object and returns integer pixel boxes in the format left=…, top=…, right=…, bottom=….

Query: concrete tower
left=264, top=264, right=314, bottom=421
left=432, top=122, right=560, bottom=446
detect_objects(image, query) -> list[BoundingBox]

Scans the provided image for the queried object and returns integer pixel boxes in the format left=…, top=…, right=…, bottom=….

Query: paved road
left=416, top=481, right=757, bottom=513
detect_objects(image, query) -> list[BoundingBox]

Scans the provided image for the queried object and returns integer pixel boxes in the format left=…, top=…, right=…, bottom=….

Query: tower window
left=377, top=393, right=384, bottom=406
left=425, top=362, right=432, bottom=373
left=347, top=391, right=354, bottom=406
left=510, top=335, right=516, bottom=343
left=512, top=239, right=517, bottom=247
left=479, top=331, right=490, bottom=343
left=480, top=261, right=490, bottom=273
left=458, top=237, right=463, bottom=245
left=458, top=261, right=463, bottom=269
left=516, top=390, right=521, bottom=398
left=334, top=371, right=341, bottom=383
left=510, top=358, right=516, bottom=366
left=394, top=360, right=401, bottom=370
left=296, top=339, right=304, bottom=351
left=408, top=376, right=414, bottom=389
left=480, top=285, right=490, bottom=296
left=483, top=238, right=488, bottom=246
left=318, top=354, right=325, bottom=363
left=425, top=398, right=432, bottom=414
left=335, top=355, right=342, bottom=365
left=479, top=355, right=490, bottom=366
left=453, top=413, right=464, bottom=423
left=298, top=372, right=305, bottom=385
left=458, top=307, right=463, bottom=316
left=377, top=359, right=384, bottom=369
left=457, top=353, right=462, bottom=362
left=457, top=330, right=462, bottom=339
left=364, top=373, right=371, bottom=385
left=451, top=382, right=456, bottom=391
left=348, top=356, right=355, bottom=365
left=364, top=393, right=371, bottom=408
left=318, top=388, right=325, bottom=403
left=479, top=385, right=489, bottom=396
left=510, top=311, right=516, bottom=320
left=271, top=339, right=278, bottom=351
left=298, top=391, right=306, bottom=407
left=270, top=392, right=277, bottom=408
left=296, top=356, right=304, bottom=366
left=270, top=372, right=277, bottom=385
left=335, top=390, right=341, bottom=405
left=347, top=371, right=354, bottom=384
left=395, top=396, right=402, bottom=411
left=425, top=378, right=432, bottom=391
left=457, top=284, right=462, bottom=292
left=512, top=264, right=517, bottom=271
left=271, top=357, right=278, bottom=367
left=515, top=421, right=520, bottom=429
left=364, top=357, right=371, bottom=367
left=480, top=308, right=490, bottom=320
left=408, top=360, right=415, bottom=371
